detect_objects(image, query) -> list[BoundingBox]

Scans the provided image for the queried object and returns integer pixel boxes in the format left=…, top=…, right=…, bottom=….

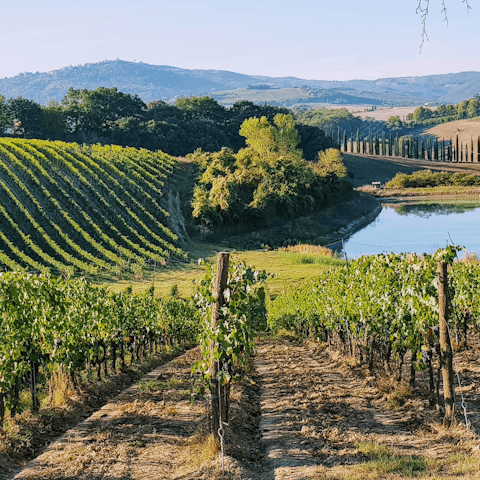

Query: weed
left=138, top=378, right=184, bottom=392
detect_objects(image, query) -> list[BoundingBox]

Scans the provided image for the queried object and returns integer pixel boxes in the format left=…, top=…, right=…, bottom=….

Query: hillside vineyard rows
left=0, top=139, right=182, bottom=275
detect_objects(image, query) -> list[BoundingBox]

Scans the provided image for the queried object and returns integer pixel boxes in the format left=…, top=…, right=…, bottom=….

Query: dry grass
left=47, top=366, right=78, bottom=407
left=174, top=433, right=220, bottom=476
left=279, top=244, right=334, bottom=256
left=423, top=119, right=480, bottom=144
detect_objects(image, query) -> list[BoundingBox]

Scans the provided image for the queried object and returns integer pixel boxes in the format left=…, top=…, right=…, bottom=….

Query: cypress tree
left=465, top=143, right=468, bottom=163
left=389, top=133, right=393, bottom=156
left=350, top=133, right=354, bottom=153
left=435, top=140, right=439, bottom=161
left=455, top=135, right=459, bottom=162
left=478, top=136, right=480, bottom=163
left=427, top=138, right=431, bottom=161
left=441, top=139, right=445, bottom=162
left=343, top=130, right=348, bottom=152
left=337, top=127, right=341, bottom=147
left=356, top=129, right=360, bottom=153
left=363, top=137, right=367, bottom=154
left=382, top=132, right=386, bottom=156
left=395, top=134, right=399, bottom=156
left=369, top=131, right=373, bottom=155
left=471, top=137, right=474, bottom=162
left=375, top=136, right=380, bottom=155
left=447, top=143, right=452, bottom=162
left=408, top=137, right=413, bottom=158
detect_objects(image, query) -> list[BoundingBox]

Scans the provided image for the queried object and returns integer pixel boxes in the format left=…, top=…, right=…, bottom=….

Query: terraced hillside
left=0, top=139, right=182, bottom=276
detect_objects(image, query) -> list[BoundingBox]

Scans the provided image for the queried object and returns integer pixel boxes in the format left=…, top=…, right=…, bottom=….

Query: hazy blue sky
left=1, top=0, right=479, bottom=80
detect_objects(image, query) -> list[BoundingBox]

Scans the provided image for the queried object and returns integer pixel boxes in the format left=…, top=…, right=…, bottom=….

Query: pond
left=343, top=201, right=480, bottom=258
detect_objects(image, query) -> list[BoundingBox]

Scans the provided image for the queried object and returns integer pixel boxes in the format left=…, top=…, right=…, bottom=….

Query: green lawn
left=101, top=242, right=343, bottom=299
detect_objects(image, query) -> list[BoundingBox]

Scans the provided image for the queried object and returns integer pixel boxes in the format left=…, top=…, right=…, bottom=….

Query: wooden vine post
left=438, top=261, right=456, bottom=427
left=210, top=252, right=230, bottom=441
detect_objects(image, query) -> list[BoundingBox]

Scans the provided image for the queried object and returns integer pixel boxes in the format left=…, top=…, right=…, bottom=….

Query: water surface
left=344, top=202, right=480, bottom=258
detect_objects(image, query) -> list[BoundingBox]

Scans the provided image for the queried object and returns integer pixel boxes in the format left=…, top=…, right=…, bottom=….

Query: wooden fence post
left=438, top=261, right=456, bottom=427
left=210, top=252, right=230, bottom=442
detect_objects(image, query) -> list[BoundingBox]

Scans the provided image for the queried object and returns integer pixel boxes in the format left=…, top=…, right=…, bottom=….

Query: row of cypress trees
left=330, top=128, right=480, bottom=163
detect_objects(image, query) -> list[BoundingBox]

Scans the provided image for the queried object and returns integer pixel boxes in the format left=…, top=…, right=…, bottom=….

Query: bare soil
left=7, top=338, right=480, bottom=479
left=255, top=337, right=480, bottom=479
left=0, top=345, right=192, bottom=480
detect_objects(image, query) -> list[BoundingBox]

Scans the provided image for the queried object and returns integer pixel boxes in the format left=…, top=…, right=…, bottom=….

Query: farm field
left=9, top=337, right=480, bottom=480
left=326, top=105, right=427, bottom=120
left=0, top=139, right=182, bottom=276
left=4, top=139, right=480, bottom=479
left=423, top=119, right=480, bottom=144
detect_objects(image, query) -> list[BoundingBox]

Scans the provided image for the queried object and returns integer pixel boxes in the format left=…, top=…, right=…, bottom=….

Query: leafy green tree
left=0, top=95, right=11, bottom=134
left=175, top=96, right=226, bottom=121
left=387, top=115, right=403, bottom=129
left=62, top=87, right=145, bottom=135
left=413, top=106, right=432, bottom=122
left=457, top=100, right=469, bottom=119
left=6, top=97, right=44, bottom=137
left=467, top=96, right=480, bottom=118
left=41, top=101, right=66, bottom=138
left=191, top=114, right=350, bottom=229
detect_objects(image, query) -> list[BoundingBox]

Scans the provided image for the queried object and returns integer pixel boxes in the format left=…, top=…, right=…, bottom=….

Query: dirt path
left=256, top=339, right=480, bottom=480
left=11, top=348, right=210, bottom=480
left=9, top=338, right=480, bottom=479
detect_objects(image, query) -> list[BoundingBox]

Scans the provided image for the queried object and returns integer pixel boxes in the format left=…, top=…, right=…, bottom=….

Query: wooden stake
left=210, top=252, right=230, bottom=441
left=438, top=261, right=456, bottom=427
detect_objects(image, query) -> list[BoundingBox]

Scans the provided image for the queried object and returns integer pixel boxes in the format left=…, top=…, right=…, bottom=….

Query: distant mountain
left=1, top=59, right=479, bottom=106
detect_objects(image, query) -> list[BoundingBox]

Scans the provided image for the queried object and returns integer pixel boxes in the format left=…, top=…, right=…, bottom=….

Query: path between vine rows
left=9, top=339, right=480, bottom=479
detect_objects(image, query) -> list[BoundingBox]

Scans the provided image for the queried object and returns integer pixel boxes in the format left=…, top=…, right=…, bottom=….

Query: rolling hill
left=1, top=59, right=480, bottom=106
left=0, top=139, right=183, bottom=276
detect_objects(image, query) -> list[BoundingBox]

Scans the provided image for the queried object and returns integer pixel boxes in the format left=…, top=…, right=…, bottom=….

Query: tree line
left=405, top=95, right=480, bottom=126
left=335, top=128, right=480, bottom=163
left=0, top=88, right=334, bottom=158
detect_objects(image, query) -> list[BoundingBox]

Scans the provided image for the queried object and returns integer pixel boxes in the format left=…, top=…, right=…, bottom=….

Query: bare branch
left=441, top=0, right=449, bottom=26
left=417, top=0, right=430, bottom=53
left=419, top=1, right=472, bottom=53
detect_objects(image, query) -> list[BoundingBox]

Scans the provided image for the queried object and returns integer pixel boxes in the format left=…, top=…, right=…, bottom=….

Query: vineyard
left=0, top=272, right=199, bottom=428
left=269, top=247, right=478, bottom=404
left=3, top=248, right=480, bottom=478
left=0, top=139, right=182, bottom=276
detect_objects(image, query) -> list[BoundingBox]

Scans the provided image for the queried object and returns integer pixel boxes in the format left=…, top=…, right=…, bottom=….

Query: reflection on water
left=343, top=202, right=480, bottom=258
left=393, top=203, right=479, bottom=218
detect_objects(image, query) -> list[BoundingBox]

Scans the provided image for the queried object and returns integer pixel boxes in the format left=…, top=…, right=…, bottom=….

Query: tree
left=6, top=97, right=44, bottom=137
left=62, top=87, right=145, bottom=135
left=457, top=100, right=469, bottom=119
left=0, top=95, right=11, bottom=134
left=413, top=106, right=432, bottom=123
left=175, top=96, right=226, bottom=122
left=41, top=101, right=66, bottom=138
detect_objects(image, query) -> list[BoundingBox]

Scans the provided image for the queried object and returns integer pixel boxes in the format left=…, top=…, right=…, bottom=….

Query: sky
left=1, top=0, right=479, bottom=81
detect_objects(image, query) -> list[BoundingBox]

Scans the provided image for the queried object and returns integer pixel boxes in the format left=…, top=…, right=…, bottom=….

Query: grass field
left=103, top=243, right=342, bottom=299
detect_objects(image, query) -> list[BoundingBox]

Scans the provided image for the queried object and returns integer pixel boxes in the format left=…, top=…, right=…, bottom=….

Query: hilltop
left=1, top=59, right=480, bottom=106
